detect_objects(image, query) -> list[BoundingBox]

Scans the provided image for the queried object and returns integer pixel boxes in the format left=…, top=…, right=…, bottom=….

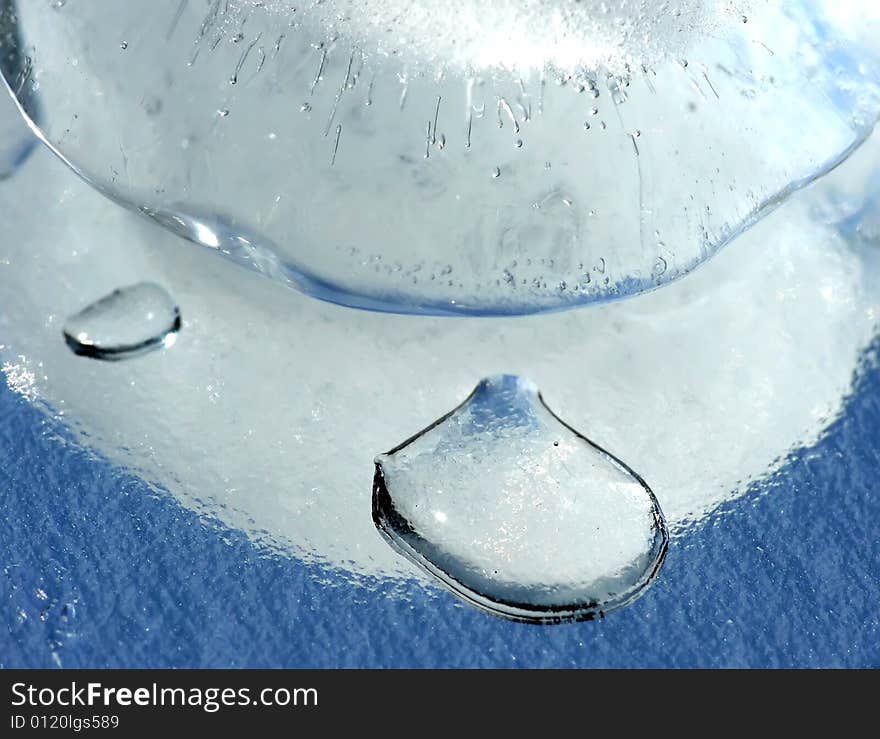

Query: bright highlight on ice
left=233, top=0, right=754, bottom=75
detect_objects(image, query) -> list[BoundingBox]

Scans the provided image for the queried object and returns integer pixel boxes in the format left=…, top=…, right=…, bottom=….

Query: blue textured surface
left=1, top=347, right=878, bottom=668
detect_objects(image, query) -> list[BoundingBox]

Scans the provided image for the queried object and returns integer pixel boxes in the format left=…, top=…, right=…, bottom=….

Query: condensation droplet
left=373, top=375, right=668, bottom=623
left=62, top=282, right=180, bottom=361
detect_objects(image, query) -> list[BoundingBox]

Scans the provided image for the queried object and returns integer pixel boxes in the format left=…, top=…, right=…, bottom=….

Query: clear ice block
left=1, top=1, right=878, bottom=314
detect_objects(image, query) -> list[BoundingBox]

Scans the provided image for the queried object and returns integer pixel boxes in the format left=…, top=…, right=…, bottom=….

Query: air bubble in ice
left=62, top=282, right=180, bottom=361
left=373, top=375, right=668, bottom=623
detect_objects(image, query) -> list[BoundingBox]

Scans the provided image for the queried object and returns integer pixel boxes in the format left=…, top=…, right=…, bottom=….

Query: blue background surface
left=1, top=344, right=878, bottom=668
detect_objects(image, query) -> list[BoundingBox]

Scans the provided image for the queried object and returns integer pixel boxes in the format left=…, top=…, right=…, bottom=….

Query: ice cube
left=1, top=0, right=878, bottom=313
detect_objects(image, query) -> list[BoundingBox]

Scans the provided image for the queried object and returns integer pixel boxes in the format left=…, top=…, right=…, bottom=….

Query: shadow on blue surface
left=1, top=343, right=878, bottom=668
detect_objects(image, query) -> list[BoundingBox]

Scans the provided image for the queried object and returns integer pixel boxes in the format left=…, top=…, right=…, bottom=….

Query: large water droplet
left=373, top=375, right=668, bottom=623
left=62, top=282, right=180, bottom=361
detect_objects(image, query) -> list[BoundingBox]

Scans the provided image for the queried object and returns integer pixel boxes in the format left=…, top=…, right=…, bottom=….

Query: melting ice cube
left=3, top=61, right=880, bottom=591
left=1, top=1, right=878, bottom=313
left=373, top=375, right=668, bottom=622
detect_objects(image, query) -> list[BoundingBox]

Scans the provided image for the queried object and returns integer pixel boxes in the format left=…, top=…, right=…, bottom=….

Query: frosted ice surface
left=1, top=1, right=879, bottom=313
left=1, top=109, right=879, bottom=582
left=62, top=282, right=180, bottom=361
left=374, top=375, right=667, bottom=622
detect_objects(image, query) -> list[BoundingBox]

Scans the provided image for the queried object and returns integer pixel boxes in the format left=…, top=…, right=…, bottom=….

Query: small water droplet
left=63, top=282, right=181, bottom=361
left=119, top=41, right=128, bottom=50
left=491, top=166, right=501, bottom=179
left=373, top=375, right=668, bottom=623
left=217, top=108, right=230, bottom=118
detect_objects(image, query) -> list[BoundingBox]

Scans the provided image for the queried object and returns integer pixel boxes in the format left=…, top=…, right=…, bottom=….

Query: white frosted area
left=62, top=282, right=179, bottom=360
left=3, top=1, right=878, bottom=313
left=233, top=0, right=752, bottom=75
left=1, top=112, right=879, bottom=581
left=375, top=375, right=665, bottom=618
